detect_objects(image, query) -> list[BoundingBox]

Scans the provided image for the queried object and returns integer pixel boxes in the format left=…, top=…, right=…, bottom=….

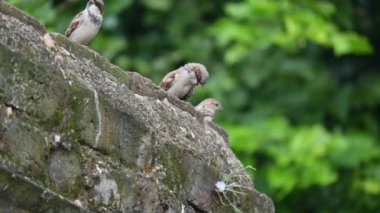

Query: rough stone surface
left=0, top=2, right=275, bottom=212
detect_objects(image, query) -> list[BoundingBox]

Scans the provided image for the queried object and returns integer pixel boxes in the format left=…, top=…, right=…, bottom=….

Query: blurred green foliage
left=212, top=0, right=373, bottom=63
left=6, top=0, right=380, bottom=212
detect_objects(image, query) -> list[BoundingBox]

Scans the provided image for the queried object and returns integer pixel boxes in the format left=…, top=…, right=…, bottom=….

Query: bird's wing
left=65, top=11, right=83, bottom=37
left=159, top=71, right=177, bottom=91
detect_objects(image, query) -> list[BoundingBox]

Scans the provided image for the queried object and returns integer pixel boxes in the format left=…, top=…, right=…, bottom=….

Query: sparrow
left=195, top=98, right=223, bottom=122
left=65, top=0, right=104, bottom=45
left=159, top=63, right=209, bottom=100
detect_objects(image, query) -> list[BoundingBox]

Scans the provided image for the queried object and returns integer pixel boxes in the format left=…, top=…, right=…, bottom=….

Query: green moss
left=47, top=149, right=84, bottom=199
left=41, top=111, right=64, bottom=129
left=3, top=118, right=49, bottom=184
left=108, top=67, right=129, bottom=84
left=0, top=43, right=17, bottom=79
left=33, top=78, right=97, bottom=147
left=67, top=86, right=91, bottom=117
left=92, top=104, right=120, bottom=159
left=23, top=46, right=36, bottom=60
left=158, top=144, right=182, bottom=193
left=0, top=2, right=46, bottom=34
left=51, top=33, right=129, bottom=85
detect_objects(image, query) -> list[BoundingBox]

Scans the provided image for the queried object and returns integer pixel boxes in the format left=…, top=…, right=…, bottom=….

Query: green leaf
left=225, top=45, right=249, bottom=64
left=228, top=126, right=260, bottom=153
left=332, top=32, right=373, bottom=56
left=225, top=2, right=251, bottom=20
left=141, top=0, right=173, bottom=11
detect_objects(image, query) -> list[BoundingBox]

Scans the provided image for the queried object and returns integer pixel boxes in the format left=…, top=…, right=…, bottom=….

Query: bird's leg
left=82, top=44, right=99, bottom=59
left=89, top=48, right=98, bottom=59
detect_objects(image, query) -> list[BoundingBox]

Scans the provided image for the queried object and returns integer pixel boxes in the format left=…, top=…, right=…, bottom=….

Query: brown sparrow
left=160, top=63, right=209, bottom=100
left=195, top=98, right=223, bottom=121
left=65, top=0, right=104, bottom=45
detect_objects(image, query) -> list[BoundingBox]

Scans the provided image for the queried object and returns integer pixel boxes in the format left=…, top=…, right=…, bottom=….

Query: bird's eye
left=95, top=2, right=103, bottom=12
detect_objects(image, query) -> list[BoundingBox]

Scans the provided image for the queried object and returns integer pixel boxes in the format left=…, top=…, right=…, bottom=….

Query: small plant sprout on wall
left=214, top=166, right=256, bottom=212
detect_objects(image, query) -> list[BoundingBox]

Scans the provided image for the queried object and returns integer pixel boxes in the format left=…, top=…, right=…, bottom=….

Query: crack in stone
left=187, top=199, right=207, bottom=213
left=93, top=88, right=102, bottom=147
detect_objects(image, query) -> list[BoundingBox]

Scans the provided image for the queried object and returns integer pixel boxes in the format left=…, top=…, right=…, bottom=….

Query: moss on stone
left=47, top=149, right=83, bottom=198
left=0, top=2, right=275, bottom=212
left=40, top=110, right=64, bottom=130
left=157, top=144, right=183, bottom=193
left=0, top=2, right=46, bottom=34
left=51, top=33, right=129, bottom=85
left=3, top=118, right=49, bottom=183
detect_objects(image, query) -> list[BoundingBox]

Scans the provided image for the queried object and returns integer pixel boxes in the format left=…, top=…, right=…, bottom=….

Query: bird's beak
left=220, top=106, right=224, bottom=110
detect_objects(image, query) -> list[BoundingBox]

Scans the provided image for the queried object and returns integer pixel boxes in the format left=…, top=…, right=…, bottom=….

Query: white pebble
left=6, top=107, right=12, bottom=116
left=215, top=181, right=226, bottom=192
left=54, top=135, right=61, bottom=143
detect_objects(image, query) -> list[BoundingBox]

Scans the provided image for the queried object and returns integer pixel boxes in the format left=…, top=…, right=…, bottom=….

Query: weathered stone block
left=0, top=2, right=275, bottom=212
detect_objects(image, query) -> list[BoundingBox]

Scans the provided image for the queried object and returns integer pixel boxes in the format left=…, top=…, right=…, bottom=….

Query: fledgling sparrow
left=160, top=63, right=209, bottom=100
left=195, top=98, right=223, bottom=122
left=65, top=0, right=104, bottom=45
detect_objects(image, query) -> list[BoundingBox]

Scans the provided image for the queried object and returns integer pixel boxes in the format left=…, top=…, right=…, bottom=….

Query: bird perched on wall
left=159, top=63, right=209, bottom=100
left=195, top=98, right=223, bottom=121
left=65, top=0, right=104, bottom=45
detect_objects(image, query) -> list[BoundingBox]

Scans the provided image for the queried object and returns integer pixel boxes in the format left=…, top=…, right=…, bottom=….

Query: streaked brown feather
left=65, top=12, right=82, bottom=37
left=159, top=71, right=176, bottom=91
left=194, top=67, right=202, bottom=83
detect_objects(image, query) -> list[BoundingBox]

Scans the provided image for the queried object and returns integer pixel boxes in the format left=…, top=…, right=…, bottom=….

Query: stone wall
left=0, top=2, right=274, bottom=212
